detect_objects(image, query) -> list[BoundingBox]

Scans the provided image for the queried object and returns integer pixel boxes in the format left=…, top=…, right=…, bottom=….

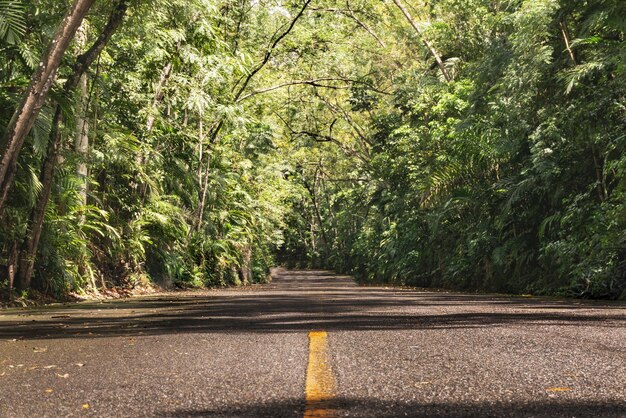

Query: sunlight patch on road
left=304, top=331, right=336, bottom=417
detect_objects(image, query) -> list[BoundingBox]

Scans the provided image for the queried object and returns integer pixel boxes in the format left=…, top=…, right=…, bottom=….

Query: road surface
left=0, top=270, right=625, bottom=417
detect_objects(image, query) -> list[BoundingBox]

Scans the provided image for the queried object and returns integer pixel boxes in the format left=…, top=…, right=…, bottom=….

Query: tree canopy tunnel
left=0, top=0, right=624, bottom=299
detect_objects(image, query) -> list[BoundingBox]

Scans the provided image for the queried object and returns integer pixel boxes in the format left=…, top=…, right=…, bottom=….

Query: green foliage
left=0, top=0, right=624, bottom=300
left=274, top=0, right=625, bottom=299
left=0, top=0, right=26, bottom=45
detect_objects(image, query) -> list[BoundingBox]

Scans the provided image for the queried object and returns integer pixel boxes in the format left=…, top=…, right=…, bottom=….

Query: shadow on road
left=160, top=397, right=626, bottom=417
left=0, top=271, right=624, bottom=340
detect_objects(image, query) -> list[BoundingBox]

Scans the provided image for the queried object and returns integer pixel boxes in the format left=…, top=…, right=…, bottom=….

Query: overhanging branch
left=233, top=0, right=313, bottom=102
left=237, top=77, right=390, bottom=102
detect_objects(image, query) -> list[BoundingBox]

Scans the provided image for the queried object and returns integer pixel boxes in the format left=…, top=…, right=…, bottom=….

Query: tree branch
left=345, top=1, right=385, bottom=48
left=233, top=0, right=313, bottom=101
left=391, top=0, right=451, bottom=82
left=238, top=76, right=390, bottom=102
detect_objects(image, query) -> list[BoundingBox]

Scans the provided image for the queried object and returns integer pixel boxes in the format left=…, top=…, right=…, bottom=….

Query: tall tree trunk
left=0, top=0, right=96, bottom=215
left=302, top=171, right=328, bottom=249
left=190, top=121, right=229, bottom=236
left=75, top=24, right=90, bottom=218
left=75, top=72, right=90, bottom=207
left=390, top=0, right=451, bottom=82
left=195, top=140, right=213, bottom=233
left=145, top=61, right=174, bottom=133
left=17, top=108, right=63, bottom=291
left=138, top=53, right=177, bottom=171
left=16, top=0, right=129, bottom=291
left=591, top=145, right=607, bottom=202
left=74, top=23, right=94, bottom=288
left=197, top=119, right=204, bottom=186
left=310, top=212, right=316, bottom=255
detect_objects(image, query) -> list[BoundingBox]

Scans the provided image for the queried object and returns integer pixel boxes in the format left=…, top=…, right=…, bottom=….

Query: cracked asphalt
left=0, top=269, right=625, bottom=417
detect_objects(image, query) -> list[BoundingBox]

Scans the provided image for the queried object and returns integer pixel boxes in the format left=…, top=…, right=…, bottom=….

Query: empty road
left=0, top=270, right=625, bottom=417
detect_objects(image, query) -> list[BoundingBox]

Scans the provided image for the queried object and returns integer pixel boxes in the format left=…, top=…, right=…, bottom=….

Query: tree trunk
left=137, top=56, right=176, bottom=172
left=0, top=0, right=96, bottom=215
left=240, top=245, right=252, bottom=285
left=16, top=0, right=129, bottom=291
left=75, top=25, right=90, bottom=217
left=197, top=119, right=204, bottom=186
left=591, top=145, right=607, bottom=202
left=74, top=23, right=94, bottom=287
left=302, top=171, right=328, bottom=249
left=75, top=73, right=90, bottom=204
left=17, top=108, right=63, bottom=291
left=189, top=119, right=223, bottom=236
left=6, top=242, right=17, bottom=301
left=345, top=1, right=386, bottom=48
left=145, top=61, right=174, bottom=133
left=391, top=0, right=451, bottom=82
left=195, top=141, right=213, bottom=233
left=560, top=20, right=577, bottom=66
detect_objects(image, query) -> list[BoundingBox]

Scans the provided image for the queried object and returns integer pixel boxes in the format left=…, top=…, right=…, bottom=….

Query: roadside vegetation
left=1, top=0, right=624, bottom=300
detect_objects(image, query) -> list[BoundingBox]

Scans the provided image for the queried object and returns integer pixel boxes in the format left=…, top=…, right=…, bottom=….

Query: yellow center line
left=304, top=330, right=336, bottom=418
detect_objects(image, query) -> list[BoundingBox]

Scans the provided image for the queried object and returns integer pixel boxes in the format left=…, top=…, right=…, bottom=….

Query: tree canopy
left=1, top=0, right=625, bottom=299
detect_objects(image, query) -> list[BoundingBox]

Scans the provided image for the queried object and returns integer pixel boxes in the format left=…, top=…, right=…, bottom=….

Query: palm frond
left=0, top=0, right=26, bottom=45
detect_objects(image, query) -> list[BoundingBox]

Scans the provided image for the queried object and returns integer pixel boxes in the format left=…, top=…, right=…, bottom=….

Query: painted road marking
left=304, top=331, right=336, bottom=417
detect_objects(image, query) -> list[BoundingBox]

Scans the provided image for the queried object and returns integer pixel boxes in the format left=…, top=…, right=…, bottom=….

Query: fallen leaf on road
left=33, top=347, right=47, bottom=353
left=57, top=373, right=69, bottom=379
left=45, top=389, right=53, bottom=393
left=74, top=363, right=85, bottom=367
left=82, top=403, right=90, bottom=409
left=546, top=387, right=572, bottom=392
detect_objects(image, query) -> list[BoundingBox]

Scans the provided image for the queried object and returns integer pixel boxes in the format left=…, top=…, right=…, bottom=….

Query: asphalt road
left=0, top=270, right=625, bottom=417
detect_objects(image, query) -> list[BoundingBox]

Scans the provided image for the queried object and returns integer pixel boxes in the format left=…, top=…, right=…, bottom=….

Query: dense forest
left=0, top=0, right=624, bottom=300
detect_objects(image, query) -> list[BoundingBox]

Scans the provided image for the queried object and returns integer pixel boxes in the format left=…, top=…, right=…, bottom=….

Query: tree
left=0, top=0, right=96, bottom=215
left=16, top=0, right=129, bottom=291
left=1, top=0, right=624, bottom=300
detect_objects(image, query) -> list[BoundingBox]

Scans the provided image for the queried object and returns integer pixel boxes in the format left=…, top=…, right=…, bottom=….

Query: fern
left=0, top=0, right=25, bottom=45
left=561, top=61, right=605, bottom=94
